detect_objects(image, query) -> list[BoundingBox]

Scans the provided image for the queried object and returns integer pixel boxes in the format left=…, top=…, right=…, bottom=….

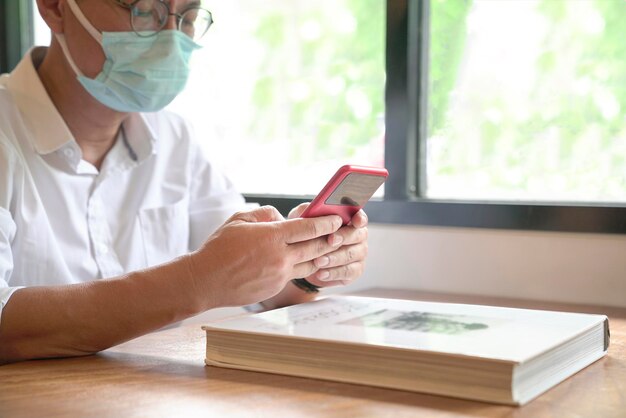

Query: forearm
left=0, top=256, right=207, bottom=364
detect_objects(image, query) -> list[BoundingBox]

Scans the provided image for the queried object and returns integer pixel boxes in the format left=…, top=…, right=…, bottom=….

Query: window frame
left=5, top=0, right=625, bottom=234
left=248, top=0, right=626, bottom=235
left=0, top=0, right=33, bottom=73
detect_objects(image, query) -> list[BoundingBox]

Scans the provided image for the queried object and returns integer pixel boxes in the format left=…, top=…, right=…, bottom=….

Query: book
left=202, top=296, right=609, bottom=405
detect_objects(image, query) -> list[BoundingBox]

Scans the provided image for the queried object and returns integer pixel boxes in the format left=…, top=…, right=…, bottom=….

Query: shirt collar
left=124, top=113, right=157, bottom=164
left=98, top=114, right=157, bottom=176
left=6, top=47, right=74, bottom=155
left=5, top=47, right=157, bottom=166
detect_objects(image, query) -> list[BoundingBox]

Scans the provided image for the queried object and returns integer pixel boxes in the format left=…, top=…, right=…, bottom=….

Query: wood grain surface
left=0, top=288, right=624, bottom=418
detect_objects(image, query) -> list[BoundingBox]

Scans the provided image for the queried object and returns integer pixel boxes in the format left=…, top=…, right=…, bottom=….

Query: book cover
left=203, top=296, right=609, bottom=405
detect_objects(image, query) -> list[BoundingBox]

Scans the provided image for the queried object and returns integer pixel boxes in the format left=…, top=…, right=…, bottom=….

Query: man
left=0, top=0, right=369, bottom=363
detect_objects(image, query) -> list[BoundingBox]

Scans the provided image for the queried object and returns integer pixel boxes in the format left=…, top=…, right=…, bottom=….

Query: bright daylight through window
left=169, top=0, right=386, bottom=196
left=32, top=0, right=624, bottom=203
left=427, top=0, right=625, bottom=203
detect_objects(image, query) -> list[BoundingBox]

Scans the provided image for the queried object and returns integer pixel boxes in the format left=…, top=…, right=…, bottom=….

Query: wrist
left=179, top=252, right=221, bottom=313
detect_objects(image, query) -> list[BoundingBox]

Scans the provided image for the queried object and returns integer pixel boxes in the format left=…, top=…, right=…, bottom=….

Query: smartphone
left=300, top=165, right=389, bottom=225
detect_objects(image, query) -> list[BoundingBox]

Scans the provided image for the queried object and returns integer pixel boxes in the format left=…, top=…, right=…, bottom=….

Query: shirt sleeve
left=0, top=139, right=24, bottom=325
left=185, top=127, right=248, bottom=252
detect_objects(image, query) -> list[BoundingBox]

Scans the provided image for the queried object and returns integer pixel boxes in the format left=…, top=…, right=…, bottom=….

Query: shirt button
left=63, top=148, right=75, bottom=158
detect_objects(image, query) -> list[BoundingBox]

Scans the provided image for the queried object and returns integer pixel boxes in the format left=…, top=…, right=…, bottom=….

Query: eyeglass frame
left=109, top=0, right=214, bottom=39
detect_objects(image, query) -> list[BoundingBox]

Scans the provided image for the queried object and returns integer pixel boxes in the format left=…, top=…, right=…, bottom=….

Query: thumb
left=288, top=202, right=310, bottom=219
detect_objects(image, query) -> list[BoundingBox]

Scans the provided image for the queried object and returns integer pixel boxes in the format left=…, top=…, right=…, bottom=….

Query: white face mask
left=56, top=0, right=201, bottom=112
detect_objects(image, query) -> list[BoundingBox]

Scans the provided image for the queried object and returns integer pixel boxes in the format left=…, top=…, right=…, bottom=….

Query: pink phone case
left=300, top=165, right=388, bottom=225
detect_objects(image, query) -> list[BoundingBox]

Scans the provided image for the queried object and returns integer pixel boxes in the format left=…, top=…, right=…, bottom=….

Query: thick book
left=202, top=296, right=609, bottom=405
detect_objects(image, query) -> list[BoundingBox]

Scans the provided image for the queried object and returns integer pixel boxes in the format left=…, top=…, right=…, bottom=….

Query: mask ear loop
left=56, top=0, right=105, bottom=78
left=55, top=34, right=85, bottom=77
left=65, top=0, right=103, bottom=43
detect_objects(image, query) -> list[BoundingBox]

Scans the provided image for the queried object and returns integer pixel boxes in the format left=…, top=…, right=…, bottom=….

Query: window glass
left=427, top=0, right=625, bottom=202
left=30, top=0, right=385, bottom=196
left=168, top=0, right=386, bottom=195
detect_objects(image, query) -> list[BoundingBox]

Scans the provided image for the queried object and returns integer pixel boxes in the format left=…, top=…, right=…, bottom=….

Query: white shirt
left=0, top=48, right=247, bottom=322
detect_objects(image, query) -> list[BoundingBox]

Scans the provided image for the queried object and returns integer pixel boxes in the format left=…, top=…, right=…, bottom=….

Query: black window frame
left=248, top=0, right=626, bottom=235
left=4, top=0, right=625, bottom=234
left=0, top=0, right=33, bottom=74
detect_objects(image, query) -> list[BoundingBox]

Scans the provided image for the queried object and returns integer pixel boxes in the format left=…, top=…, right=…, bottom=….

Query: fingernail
left=318, top=270, right=331, bottom=281
left=315, top=256, right=330, bottom=267
left=331, top=234, right=343, bottom=246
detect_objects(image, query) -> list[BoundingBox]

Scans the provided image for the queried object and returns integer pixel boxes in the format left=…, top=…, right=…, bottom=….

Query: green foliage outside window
left=428, top=0, right=625, bottom=201
left=249, top=0, right=385, bottom=164
left=428, top=0, right=473, bottom=135
left=245, top=0, right=623, bottom=201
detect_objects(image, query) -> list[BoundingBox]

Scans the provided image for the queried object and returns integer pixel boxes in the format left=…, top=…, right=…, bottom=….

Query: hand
left=288, top=203, right=369, bottom=289
left=185, top=206, right=343, bottom=308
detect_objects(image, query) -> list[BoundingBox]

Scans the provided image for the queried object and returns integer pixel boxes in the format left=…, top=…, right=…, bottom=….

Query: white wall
left=185, top=223, right=626, bottom=325
left=337, top=224, right=626, bottom=308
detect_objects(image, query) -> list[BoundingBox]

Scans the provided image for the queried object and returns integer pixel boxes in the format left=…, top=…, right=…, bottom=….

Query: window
left=22, top=0, right=626, bottom=233
left=0, top=1, right=34, bottom=73
left=382, top=0, right=624, bottom=233
left=168, top=0, right=386, bottom=196
left=426, top=0, right=625, bottom=203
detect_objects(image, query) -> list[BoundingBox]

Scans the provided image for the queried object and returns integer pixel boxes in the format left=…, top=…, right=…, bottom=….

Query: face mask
left=56, top=0, right=201, bottom=113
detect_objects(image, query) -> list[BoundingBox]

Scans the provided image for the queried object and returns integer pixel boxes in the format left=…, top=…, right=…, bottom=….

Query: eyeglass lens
left=130, top=0, right=213, bottom=41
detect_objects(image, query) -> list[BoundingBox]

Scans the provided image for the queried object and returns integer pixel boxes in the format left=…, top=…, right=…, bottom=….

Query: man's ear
left=36, top=0, right=65, bottom=34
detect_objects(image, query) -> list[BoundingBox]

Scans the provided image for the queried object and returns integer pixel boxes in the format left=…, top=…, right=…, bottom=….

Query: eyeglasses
left=111, top=0, right=213, bottom=42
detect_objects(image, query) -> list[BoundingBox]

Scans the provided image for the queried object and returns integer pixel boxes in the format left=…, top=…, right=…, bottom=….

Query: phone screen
left=300, top=165, right=388, bottom=225
left=325, top=173, right=387, bottom=207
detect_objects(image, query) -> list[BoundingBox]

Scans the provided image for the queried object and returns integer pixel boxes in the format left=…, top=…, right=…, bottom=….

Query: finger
left=281, top=215, right=342, bottom=244
left=313, top=243, right=367, bottom=269
left=292, top=259, right=319, bottom=280
left=350, top=210, right=368, bottom=229
left=288, top=202, right=309, bottom=219
left=327, top=225, right=368, bottom=247
left=288, top=232, right=342, bottom=265
left=307, top=262, right=365, bottom=286
left=232, top=205, right=285, bottom=223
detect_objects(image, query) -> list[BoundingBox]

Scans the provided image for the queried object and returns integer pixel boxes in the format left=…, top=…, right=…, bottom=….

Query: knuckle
left=326, top=216, right=342, bottom=235
left=290, top=203, right=309, bottom=218
left=351, top=227, right=365, bottom=243
left=357, top=242, right=368, bottom=259
left=309, top=220, right=321, bottom=238
left=229, top=210, right=247, bottom=222
left=261, top=204, right=277, bottom=214
left=231, top=210, right=244, bottom=218
left=360, top=210, right=369, bottom=225
left=346, top=247, right=355, bottom=262
left=317, top=237, right=328, bottom=254
left=342, top=264, right=352, bottom=276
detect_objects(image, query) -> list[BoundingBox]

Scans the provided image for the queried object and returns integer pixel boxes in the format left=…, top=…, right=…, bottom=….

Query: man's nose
left=164, top=0, right=182, bottom=30
left=164, top=13, right=178, bottom=31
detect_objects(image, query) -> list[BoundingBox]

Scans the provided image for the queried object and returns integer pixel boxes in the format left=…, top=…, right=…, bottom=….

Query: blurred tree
left=428, top=0, right=624, bottom=200
left=428, top=0, right=473, bottom=135
left=249, top=0, right=385, bottom=163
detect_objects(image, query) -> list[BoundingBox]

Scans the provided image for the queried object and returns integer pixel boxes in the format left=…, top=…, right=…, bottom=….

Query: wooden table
left=1, top=288, right=624, bottom=418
